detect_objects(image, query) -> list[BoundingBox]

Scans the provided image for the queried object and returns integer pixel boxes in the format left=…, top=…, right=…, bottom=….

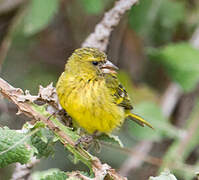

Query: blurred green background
left=0, top=0, right=199, bottom=179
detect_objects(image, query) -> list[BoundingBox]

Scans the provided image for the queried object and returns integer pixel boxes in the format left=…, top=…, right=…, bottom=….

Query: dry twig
left=119, top=141, right=154, bottom=175
left=82, top=0, right=138, bottom=52
left=119, top=25, right=199, bottom=176
left=0, top=0, right=139, bottom=179
left=11, top=157, right=40, bottom=180
left=0, top=0, right=25, bottom=14
left=0, top=77, right=126, bottom=180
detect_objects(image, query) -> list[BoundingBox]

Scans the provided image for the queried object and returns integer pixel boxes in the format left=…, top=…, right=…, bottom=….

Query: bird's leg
left=47, top=111, right=56, bottom=121
left=75, top=135, right=93, bottom=147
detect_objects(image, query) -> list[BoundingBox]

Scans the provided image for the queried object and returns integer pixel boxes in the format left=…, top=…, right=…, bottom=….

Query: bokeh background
left=0, top=0, right=199, bottom=179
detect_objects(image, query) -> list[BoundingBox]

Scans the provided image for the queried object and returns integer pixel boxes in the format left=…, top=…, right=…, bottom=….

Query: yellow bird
left=56, top=48, right=152, bottom=134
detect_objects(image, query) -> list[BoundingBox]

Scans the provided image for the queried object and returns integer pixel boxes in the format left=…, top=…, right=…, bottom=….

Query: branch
left=0, top=0, right=140, bottom=179
left=161, top=26, right=199, bottom=122
left=119, top=25, right=199, bottom=178
left=82, top=0, right=138, bottom=51
left=0, top=0, right=25, bottom=14
left=160, top=83, right=182, bottom=117
left=163, top=26, right=199, bottom=155
left=176, top=111, right=199, bottom=157
left=119, top=141, right=154, bottom=175
left=190, top=27, right=199, bottom=49
left=0, top=76, right=126, bottom=179
left=11, top=157, right=40, bottom=180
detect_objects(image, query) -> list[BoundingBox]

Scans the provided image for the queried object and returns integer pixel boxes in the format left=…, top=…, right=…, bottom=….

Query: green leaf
left=149, top=170, right=178, bottom=180
left=98, top=134, right=123, bottom=147
left=0, top=127, right=34, bottom=168
left=159, top=141, right=196, bottom=179
left=31, top=128, right=56, bottom=158
left=129, top=0, right=185, bottom=44
left=32, top=105, right=94, bottom=174
left=81, top=0, right=106, bottom=15
left=129, top=0, right=155, bottom=39
left=154, top=0, right=185, bottom=44
left=24, top=0, right=59, bottom=35
left=128, top=102, right=182, bottom=141
left=148, top=43, right=199, bottom=92
left=31, top=169, right=68, bottom=180
left=22, top=121, right=56, bottom=158
left=158, top=0, right=185, bottom=30
left=160, top=101, right=199, bottom=178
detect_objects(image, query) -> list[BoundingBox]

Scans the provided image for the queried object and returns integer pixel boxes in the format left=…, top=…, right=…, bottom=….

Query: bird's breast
left=56, top=74, right=125, bottom=133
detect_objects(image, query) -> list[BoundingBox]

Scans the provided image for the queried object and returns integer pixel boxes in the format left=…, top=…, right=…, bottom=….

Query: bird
left=56, top=47, right=152, bottom=135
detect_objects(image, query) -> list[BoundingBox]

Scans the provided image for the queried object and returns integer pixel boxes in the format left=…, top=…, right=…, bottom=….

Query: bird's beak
left=101, top=60, right=119, bottom=74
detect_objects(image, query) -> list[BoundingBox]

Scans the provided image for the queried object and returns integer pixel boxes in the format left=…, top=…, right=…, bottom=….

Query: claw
left=75, top=135, right=93, bottom=147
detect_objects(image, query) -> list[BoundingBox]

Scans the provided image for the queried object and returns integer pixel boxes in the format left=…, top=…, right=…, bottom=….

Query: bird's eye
left=92, top=61, right=99, bottom=66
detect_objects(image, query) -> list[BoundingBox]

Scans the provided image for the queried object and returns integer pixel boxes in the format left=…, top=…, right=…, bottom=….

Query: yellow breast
left=56, top=72, right=125, bottom=134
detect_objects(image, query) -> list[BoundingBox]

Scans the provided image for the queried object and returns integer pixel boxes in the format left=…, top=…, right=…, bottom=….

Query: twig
left=155, top=26, right=199, bottom=173
left=176, top=112, right=199, bottom=157
left=0, top=76, right=126, bottom=179
left=119, top=141, right=154, bottom=175
left=102, top=141, right=199, bottom=175
left=82, top=0, right=138, bottom=52
left=2, top=0, right=139, bottom=179
left=165, top=27, right=199, bottom=163
left=11, top=157, right=40, bottom=180
left=117, top=1, right=169, bottom=176
left=0, top=0, right=25, bottom=14
left=160, top=83, right=182, bottom=117
left=190, top=27, right=199, bottom=49
left=160, top=26, right=199, bottom=120
left=119, top=22, right=199, bottom=179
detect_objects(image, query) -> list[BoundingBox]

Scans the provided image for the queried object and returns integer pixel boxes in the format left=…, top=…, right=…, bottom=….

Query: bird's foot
left=75, top=131, right=101, bottom=151
left=75, top=135, right=93, bottom=148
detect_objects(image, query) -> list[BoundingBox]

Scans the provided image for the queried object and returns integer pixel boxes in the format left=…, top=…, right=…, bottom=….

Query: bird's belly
left=60, top=82, right=125, bottom=134
left=69, top=105, right=124, bottom=134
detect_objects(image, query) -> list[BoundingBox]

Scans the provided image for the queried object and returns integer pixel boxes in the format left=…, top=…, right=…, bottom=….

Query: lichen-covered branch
left=82, top=0, right=138, bottom=51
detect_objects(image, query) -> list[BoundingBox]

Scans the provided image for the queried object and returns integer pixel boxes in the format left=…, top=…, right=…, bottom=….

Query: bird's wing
left=105, top=73, right=153, bottom=129
left=104, top=73, right=133, bottom=110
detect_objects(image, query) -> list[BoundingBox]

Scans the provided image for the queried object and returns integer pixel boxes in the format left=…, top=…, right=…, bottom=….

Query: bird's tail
left=127, top=112, right=153, bottom=129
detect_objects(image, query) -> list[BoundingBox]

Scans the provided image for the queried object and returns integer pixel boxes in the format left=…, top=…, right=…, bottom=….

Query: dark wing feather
left=104, top=73, right=153, bottom=129
left=104, top=74, right=133, bottom=110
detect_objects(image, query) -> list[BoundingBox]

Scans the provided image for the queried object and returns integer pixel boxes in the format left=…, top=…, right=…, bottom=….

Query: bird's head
left=66, top=48, right=118, bottom=77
